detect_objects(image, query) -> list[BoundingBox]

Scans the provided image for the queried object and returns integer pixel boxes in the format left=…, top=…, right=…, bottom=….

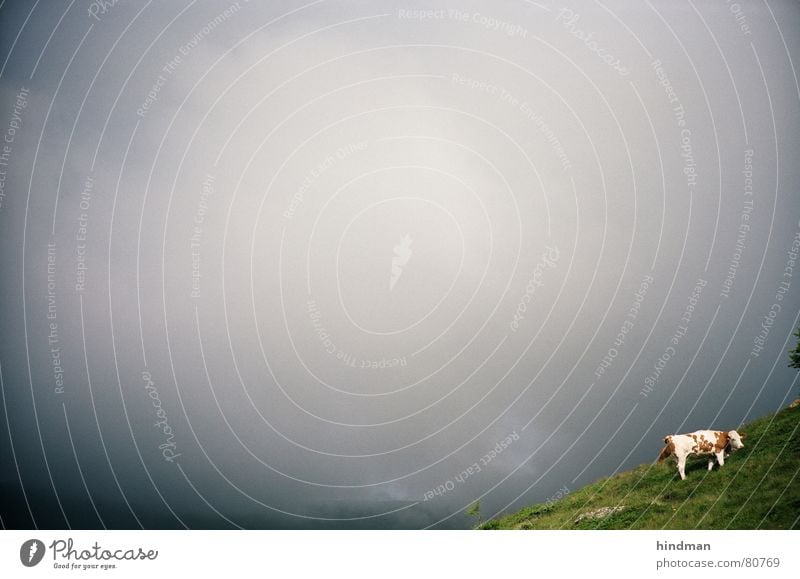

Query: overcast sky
left=1, top=0, right=799, bottom=529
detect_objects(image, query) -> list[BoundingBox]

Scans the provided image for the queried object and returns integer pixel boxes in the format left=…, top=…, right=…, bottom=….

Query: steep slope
left=483, top=403, right=800, bottom=529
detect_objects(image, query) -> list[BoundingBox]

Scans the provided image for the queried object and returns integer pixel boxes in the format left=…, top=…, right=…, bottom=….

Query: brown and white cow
left=657, top=430, right=745, bottom=480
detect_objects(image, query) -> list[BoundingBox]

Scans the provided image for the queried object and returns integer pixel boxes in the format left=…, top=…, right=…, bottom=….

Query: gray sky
left=1, top=0, right=799, bottom=529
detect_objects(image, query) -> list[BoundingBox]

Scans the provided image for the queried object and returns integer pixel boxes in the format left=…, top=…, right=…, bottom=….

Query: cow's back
left=686, top=430, right=726, bottom=454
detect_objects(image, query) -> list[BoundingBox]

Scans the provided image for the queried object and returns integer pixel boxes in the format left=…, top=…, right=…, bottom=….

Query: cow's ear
left=739, top=432, right=746, bottom=439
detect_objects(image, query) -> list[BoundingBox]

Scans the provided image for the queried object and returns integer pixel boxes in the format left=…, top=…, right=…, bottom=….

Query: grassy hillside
left=483, top=403, right=800, bottom=529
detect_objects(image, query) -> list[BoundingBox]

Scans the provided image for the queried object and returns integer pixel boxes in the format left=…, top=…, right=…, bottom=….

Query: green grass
left=482, top=403, right=800, bottom=529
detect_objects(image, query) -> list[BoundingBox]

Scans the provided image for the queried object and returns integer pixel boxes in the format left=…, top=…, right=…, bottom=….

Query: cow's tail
left=657, top=435, right=674, bottom=463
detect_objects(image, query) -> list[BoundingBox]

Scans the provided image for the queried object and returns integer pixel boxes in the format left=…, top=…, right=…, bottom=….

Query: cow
left=657, top=430, right=745, bottom=480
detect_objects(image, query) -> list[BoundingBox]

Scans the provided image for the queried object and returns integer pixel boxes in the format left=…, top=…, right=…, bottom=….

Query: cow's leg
left=716, top=451, right=725, bottom=467
left=708, top=459, right=715, bottom=471
left=677, top=454, right=687, bottom=480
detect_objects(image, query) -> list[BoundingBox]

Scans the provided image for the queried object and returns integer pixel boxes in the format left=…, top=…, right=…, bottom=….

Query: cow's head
left=728, top=430, right=744, bottom=450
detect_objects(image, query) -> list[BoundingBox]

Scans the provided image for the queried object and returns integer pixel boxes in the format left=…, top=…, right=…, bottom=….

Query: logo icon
left=390, top=234, right=413, bottom=291
left=20, top=539, right=45, bottom=567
